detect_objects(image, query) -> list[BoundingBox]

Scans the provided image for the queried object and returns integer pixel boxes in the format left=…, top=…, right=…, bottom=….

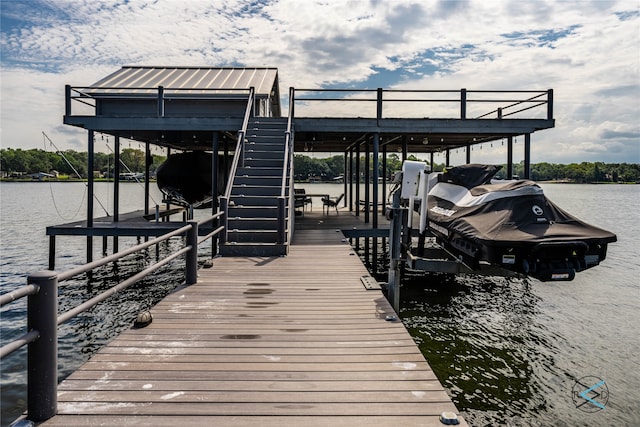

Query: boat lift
left=385, top=161, right=509, bottom=312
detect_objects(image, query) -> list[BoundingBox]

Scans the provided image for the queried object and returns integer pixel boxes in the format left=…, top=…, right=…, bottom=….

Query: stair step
left=244, top=149, right=285, bottom=159
left=219, top=242, right=287, bottom=257
left=227, top=218, right=279, bottom=229
left=233, top=176, right=285, bottom=186
left=226, top=229, right=279, bottom=243
left=244, top=159, right=284, bottom=168
left=229, top=195, right=280, bottom=206
left=237, top=167, right=283, bottom=177
left=228, top=206, right=278, bottom=217
left=232, top=185, right=282, bottom=196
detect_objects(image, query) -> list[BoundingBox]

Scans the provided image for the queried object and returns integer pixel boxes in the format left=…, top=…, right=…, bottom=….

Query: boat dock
left=1, top=66, right=556, bottom=425
left=39, top=210, right=467, bottom=427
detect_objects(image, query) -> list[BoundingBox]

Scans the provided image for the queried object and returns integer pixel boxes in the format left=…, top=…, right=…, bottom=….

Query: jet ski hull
left=424, top=165, right=616, bottom=281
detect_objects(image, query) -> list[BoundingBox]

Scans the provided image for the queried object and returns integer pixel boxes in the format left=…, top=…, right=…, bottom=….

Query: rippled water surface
left=0, top=182, right=213, bottom=425
left=397, top=183, right=640, bottom=426
left=1, top=182, right=639, bottom=426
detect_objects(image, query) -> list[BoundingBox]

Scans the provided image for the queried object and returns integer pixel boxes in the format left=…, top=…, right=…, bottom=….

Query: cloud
left=0, top=0, right=638, bottom=164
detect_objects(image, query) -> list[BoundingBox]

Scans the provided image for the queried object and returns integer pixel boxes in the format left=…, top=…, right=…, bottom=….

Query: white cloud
left=1, top=0, right=638, bottom=163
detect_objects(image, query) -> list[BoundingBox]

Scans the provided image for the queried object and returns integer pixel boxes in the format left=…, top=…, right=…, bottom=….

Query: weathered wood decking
left=41, top=209, right=467, bottom=426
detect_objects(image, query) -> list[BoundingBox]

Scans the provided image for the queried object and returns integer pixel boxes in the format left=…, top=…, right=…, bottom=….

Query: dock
left=40, top=209, right=467, bottom=426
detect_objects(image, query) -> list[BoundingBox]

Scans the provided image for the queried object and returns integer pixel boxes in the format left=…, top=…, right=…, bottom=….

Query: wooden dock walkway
left=41, top=210, right=466, bottom=426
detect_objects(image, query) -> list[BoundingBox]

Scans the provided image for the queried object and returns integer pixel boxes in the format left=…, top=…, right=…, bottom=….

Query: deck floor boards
left=40, top=210, right=466, bottom=426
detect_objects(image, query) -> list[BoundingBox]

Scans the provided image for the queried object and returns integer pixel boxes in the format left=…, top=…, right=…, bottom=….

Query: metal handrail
left=0, top=212, right=224, bottom=422
left=223, top=87, right=255, bottom=198
left=291, top=88, right=553, bottom=120
left=277, top=87, right=296, bottom=245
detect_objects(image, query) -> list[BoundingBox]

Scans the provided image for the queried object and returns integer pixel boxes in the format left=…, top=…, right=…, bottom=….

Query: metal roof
left=88, top=66, right=279, bottom=96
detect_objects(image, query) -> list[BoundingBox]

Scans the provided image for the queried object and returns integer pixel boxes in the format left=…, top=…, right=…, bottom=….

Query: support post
left=507, top=136, right=514, bottom=179
left=27, top=270, right=58, bottom=422
left=401, top=135, right=408, bottom=163
left=212, top=132, right=220, bottom=256
left=355, top=143, right=360, bottom=217
left=382, top=144, right=387, bottom=210
left=466, top=144, right=471, bottom=164
left=446, top=149, right=450, bottom=167
left=364, top=138, right=370, bottom=224
left=186, top=221, right=198, bottom=285
left=277, top=197, right=286, bottom=244
left=372, top=133, right=380, bottom=274
left=145, top=141, right=151, bottom=216
left=87, top=130, right=94, bottom=263
left=547, top=89, right=554, bottom=120
left=113, top=135, right=121, bottom=253
left=219, top=197, right=228, bottom=244
left=343, top=151, right=348, bottom=208
left=387, top=190, right=402, bottom=314
left=524, top=133, right=531, bottom=179
left=48, top=236, right=56, bottom=270
left=348, top=149, right=353, bottom=211
left=114, top=136, right=120, bottom=222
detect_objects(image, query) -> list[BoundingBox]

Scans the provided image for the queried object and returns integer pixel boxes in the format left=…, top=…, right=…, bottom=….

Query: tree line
left=1, top=148, right=638, bottom=183
left=295, top=153, right=640, bottom=183
left=0, top=148, right=166, bottom=178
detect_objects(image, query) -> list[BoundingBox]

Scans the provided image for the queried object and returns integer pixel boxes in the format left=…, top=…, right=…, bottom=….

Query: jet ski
left=403, top=162, right=617, bottom=281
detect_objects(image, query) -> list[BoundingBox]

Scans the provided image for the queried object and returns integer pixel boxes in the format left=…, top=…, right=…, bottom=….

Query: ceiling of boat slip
left=107, top=128, right=526, bottom=154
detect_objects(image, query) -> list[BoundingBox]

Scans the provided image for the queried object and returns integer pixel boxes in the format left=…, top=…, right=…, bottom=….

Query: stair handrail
left=278, top=87, right=295, bottom=245
left=223, top=87, right=255, bottom=199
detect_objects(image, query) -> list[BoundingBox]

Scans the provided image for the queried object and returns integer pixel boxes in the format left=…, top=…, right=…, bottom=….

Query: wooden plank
left=40, top=222, right=467, bottom=426
left=58, top=379, right=445, bottom=392
left=39, top=415, right=459, bottom=427
left=54, top=401, right=459, bottom=416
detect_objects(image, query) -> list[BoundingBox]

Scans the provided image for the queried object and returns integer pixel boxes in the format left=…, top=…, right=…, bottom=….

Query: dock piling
left=186, top=221, right=198, bottom=285
left=27, top=271, right=58, bottom=422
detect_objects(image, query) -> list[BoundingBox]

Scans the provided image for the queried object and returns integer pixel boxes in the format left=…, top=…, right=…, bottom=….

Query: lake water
left=1, top=181, right=639, bottom=426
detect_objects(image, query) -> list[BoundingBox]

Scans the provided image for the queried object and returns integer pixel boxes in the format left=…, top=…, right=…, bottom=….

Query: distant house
left=29, top=172, right=55, bottom=181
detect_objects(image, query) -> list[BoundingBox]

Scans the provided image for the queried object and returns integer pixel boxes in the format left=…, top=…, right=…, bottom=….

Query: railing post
left=219, top=197, right=228, bottom=245
left=65, top=85, right=71, bottom=116
left=186, top=221, right=198, bottom=285
left=547, top=89, right=554, bottom=120
left=460, top=88, right=467, bottom=120
left=277, top=197, right=286, bottom=244
left=289, top=87, right=295, bottom=118
left=27, top=270, right=58, bottom=422
left=157, top=86, right=164, bottom=117
left=376, top=88, right=383, bottom=123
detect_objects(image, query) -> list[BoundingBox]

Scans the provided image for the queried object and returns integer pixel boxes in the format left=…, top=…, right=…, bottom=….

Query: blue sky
left=1, top=0, right=638, bottom=164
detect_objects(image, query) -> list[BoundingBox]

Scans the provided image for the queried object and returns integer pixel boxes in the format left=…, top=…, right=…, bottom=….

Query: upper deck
left=63, top=66, right=554, bottom=154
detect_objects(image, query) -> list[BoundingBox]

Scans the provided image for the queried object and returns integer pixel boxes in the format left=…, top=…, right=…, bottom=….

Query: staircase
left=220, top=117, right=292, bottom=257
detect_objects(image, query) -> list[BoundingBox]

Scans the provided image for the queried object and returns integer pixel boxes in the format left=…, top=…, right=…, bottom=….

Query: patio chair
left=294, top=188, right=312, bottom=212
left=322, top=193, right=344, bottom=214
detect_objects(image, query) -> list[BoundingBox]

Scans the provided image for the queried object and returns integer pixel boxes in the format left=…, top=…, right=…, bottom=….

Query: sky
left=1, top=0, right=639, bottom=165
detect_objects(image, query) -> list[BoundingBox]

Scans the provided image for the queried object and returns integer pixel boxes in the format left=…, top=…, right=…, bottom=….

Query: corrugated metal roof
left=88, top=67, right=278, bottom=96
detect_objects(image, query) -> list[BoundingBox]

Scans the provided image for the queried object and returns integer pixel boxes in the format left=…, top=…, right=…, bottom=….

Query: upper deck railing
left=290, top=88, right=553, bottom=121
left=65, top=85, right=255, bottom=117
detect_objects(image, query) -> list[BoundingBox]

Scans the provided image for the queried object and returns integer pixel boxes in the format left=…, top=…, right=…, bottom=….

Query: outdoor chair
left=322, top=193, right=344, bottom=214
left=294, top=188, right=312, bottom=212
